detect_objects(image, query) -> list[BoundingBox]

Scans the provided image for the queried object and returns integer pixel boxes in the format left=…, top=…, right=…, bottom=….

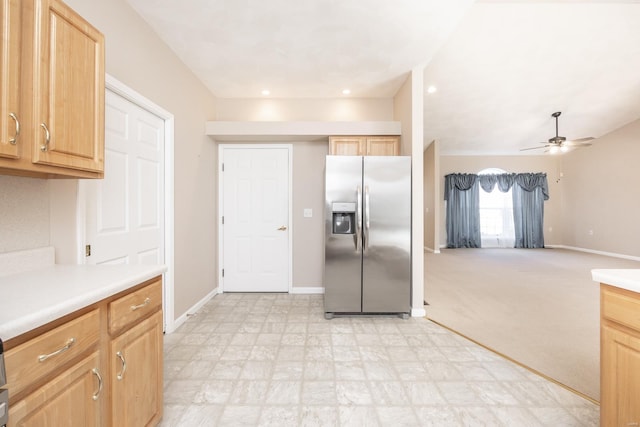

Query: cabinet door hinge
left=85, top=244, right=91, bottom=257
left=222, top=269, right=224, bottom=278
left=222, top=216, right=224, bottom=225
left=222, top=163, right=224, bottom=172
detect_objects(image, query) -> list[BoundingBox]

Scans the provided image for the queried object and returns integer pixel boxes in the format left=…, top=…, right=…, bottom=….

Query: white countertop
left=592, top=269, right=640, bottom=294
left=0, top=264, right=167, bottom=341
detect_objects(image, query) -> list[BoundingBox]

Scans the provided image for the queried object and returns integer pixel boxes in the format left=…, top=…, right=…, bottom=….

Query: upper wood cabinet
left=0, top=0, right=21, bottom=160
left=329, top=136, right=400, bottom=156
left=0, top=0, right=105, bottom=178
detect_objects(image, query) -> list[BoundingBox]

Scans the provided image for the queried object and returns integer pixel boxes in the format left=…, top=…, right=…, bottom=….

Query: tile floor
left=160, top=293, right=599, bottom=426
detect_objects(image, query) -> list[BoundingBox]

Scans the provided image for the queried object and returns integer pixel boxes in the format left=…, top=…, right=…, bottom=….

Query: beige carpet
left=424, top=248, right=640, bottom=402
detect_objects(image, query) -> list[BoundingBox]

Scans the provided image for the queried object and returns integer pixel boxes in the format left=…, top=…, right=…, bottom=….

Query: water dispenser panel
left=331, top=202, right=356, bottom=235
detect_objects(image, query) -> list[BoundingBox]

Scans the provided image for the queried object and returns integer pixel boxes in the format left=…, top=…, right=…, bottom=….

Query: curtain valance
left=445, top=173, right=549, bottom=200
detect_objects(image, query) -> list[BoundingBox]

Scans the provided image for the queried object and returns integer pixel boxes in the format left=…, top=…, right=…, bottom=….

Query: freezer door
left=324, top=156, right=363, bottom=313
left=362, top=156, right=411, bottom=313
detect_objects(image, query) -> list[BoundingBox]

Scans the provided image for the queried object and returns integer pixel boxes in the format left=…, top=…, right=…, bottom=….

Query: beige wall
left=0, top=0, right=220, bottom=322
left=214, top=98, right=394, bottom=289
left=215, top=98, right=393, bottom=122
left=560, top=118, right=640, bottom=257
left=423, top=142, right=437, bottom=251
left=393, top=74, right=412, bottom=155
left=439, top=155, right=562, bottom=246
left=292, top=142, right=329, bottom=287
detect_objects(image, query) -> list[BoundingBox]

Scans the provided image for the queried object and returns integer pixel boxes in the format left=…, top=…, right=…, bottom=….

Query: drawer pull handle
left=38, top=337, right=76, bottom=362
left=116, top=351, right=127, bottom=380
left=92, top=368, right=103, bottom=401
left=9, top=112, right=19, bottom=144
left=130, top=297, right=151, bottom=311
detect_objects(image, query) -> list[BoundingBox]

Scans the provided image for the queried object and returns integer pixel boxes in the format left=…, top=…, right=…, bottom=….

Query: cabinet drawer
left=602, top=286, right=640, bottom=331
left=109, top=279, right=162, bottom=334
left=5, top=309, right=100, bottom=399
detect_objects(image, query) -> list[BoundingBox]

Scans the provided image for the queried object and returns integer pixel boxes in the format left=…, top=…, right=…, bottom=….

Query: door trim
left=218, top=144, right=293, bottom=293
left=78, top=74, right=176, bottom=333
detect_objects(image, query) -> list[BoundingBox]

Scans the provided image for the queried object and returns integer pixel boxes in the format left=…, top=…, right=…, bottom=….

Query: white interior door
left=221, top=146, right=290, bottom=292
left=84, top=89, right=165, bottom=266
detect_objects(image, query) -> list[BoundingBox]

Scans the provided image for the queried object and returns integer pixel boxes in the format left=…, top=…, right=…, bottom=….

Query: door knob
left=277, top=225, right=287, bottom=231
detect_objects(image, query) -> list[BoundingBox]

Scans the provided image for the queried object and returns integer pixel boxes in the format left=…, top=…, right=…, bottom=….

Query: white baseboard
left=546, top=245, right=640, bottom=262
left=424, top=247, right=441, bottom=254
left=167, top=287, right=219, bottom=334
left=290, top=287, right=325, bottom=294
left=411, top=307, right=426, bottom=317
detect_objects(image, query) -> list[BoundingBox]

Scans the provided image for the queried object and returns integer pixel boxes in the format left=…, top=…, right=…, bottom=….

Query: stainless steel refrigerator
left=324, top=155, right=411, bottom=318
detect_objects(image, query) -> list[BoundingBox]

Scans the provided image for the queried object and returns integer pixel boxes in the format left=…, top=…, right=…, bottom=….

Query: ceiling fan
left=521, top=111, right=594, bottom=153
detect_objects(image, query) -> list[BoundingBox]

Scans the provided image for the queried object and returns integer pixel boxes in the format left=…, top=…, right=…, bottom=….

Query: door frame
left=218, top=143, right=293, bottom=293
left=77, top=74, right=176, bottom=333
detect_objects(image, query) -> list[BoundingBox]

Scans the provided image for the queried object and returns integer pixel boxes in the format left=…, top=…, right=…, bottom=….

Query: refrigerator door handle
left=355, top=185, right=362, bottom=252
left=364, top=185, right=370, bottom=251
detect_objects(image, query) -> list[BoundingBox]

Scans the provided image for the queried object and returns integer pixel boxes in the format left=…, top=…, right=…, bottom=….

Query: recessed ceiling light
left=261, top=89, right=270, bottom=96
left=426, top=85, right=437, bottom=94
left=342, top=89, right=351, bottom=95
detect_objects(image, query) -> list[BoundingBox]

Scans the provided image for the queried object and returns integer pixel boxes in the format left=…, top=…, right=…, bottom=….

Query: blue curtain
left=445, top=172, right=549, bottom=249
left=512, top=173, right=549, bottom=248
left=444, top=174, right=481, bottom=248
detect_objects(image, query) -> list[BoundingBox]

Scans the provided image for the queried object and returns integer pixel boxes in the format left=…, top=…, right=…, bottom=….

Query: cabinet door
left=0, top=0, right=20, bottom=159
left=601, top=325, right=640, bottom=427
left=329, top=137, right=365, bottom=156
left=366, top=136, right=400, bottom=156
left=30, top=0, right=104, bottom=172
left=111, top=311, right=163, bottom=427
left=8, top=352, right=104, bottom=427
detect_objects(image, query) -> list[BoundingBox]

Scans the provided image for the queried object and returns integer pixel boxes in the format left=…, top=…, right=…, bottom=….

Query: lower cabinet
left=8, top=352, right=104, bottom=426
left=600, top=284, right=640, bottom=427
left=4, top=276, right=163, bottom=426
left=110, top=311, right=163, bottom=427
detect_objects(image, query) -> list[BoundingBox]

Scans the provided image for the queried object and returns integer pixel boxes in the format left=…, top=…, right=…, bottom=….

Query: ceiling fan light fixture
left=549, top=146, right=560, bottom=154
left=560, top=145, right=569, bottom=153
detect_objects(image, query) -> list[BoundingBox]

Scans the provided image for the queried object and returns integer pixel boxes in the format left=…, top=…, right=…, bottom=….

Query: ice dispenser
left=331, top=202, right=356, bottom=234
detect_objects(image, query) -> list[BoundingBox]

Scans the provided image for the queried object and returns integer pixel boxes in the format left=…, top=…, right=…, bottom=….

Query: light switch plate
left=303, top=208, right=312, bottom=218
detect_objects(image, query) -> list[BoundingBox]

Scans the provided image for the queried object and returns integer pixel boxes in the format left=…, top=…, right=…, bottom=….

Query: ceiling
left=127, top=0, right=640, bottom=155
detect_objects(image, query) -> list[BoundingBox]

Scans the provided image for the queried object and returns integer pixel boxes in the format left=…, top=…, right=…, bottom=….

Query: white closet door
left=222, top=147, right=289, bottom=292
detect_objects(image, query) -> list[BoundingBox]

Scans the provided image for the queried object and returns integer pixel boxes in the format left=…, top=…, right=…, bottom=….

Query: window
left=478, top=168, right=515, bottom=248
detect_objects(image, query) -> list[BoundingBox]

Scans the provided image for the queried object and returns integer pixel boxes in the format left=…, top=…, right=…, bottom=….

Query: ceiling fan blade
left=564, top=137, right=595, bottom=146
left=520, top=145, right=549, bottom=151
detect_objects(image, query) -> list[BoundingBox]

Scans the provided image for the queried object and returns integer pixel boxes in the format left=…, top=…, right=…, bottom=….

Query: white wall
left=0, top=176, right=49, bottom=253
left=393, top=68, right=425, bottom=316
